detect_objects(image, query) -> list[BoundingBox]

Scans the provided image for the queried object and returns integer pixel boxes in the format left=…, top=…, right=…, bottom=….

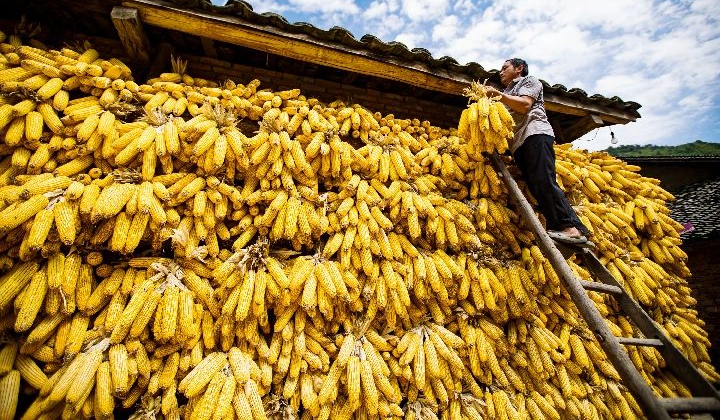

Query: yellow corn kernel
left=109, top=344, right=129, bottom=395
left=0, top=262, right=39, bottom=312
left=156, top=286, right=179, bottom=342
left=36, top=77, right=64, bottom=100
left=191, top=370, right=225, bottom=420
left=0, top=343, right=18, bottom=378
left=94, top=361, right=114, bottom=417
left=109, top=280, right=154, bottom=344
left=14, top=354, right=48, bottom=390
left=14, top=270, right=47, bottom=333
left=178, top=352, right=227, bottom=398
left=0, top=370, right=20, bottom=420
left=52, top=200, right=76, bottom=245
left=23, top=111, right=44, bottom=141
left=123, top=211, right=149, bottom=253
left=4, top=116, right=24, bottom=146
left=66, top=347, right=103, bottom=408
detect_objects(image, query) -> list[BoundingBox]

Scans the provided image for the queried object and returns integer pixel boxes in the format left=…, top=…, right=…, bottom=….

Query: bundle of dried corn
left=0, top=24, right=717, bottom=420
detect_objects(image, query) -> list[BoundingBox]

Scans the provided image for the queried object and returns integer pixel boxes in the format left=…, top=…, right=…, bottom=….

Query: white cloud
left=453, top=0, right=475, bottom=14
left=400, top=0, right=450, bottom=22
left=246, top=0, right=360, bottom=30
left=361, top=11, right=406, bottom=39
left=431, top=15, right=461, bottom=43
left=244, top=0, right=292, bottom=13
left=286, top=0, right=360, bottom=14
left=429, top=16, right=506, bottom=64
left=394, top=31, right=426, bottom=49
left=363, top=0, right=392, bottom=19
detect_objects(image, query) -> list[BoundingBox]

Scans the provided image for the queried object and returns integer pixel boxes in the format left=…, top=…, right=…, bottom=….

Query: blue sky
left=212, top=0, right=719, bottom=151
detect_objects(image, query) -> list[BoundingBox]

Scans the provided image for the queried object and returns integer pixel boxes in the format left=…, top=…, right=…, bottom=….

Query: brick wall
left=682, top=239, right=720, bottom=370
left=185, top=55, right=463, bottom=129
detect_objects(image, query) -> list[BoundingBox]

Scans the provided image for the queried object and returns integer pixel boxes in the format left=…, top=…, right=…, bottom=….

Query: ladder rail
left=616, top=337, right=664, bottom=347
left=490, top=152, right=672, bottom=420
left=581, top=250, right=720, bottom=400
left=661, top=398, right=720, bottom=413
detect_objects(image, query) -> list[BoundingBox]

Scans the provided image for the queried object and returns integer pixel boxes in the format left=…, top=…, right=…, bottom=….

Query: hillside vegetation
left=605, top=140, right=720, bottom=157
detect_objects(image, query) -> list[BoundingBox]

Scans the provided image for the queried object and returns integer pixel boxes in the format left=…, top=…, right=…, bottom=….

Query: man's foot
left=547, top=228, right=588, bottom=244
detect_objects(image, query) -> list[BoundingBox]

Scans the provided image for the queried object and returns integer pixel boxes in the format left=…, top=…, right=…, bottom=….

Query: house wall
left=682, top=238, right=720, bottom=371
left=623, top=161, right=720, bottom=192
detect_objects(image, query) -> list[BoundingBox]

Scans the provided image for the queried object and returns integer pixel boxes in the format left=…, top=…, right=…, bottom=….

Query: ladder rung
left=616, top=337, right=664, bottom=347
left=579, top=280, right=622, bottom=295
left=660, top=397, right=720, bottom=413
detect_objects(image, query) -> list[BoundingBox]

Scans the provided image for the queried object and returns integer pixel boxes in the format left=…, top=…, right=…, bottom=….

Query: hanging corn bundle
left=457, top=80, right=514, bottom=157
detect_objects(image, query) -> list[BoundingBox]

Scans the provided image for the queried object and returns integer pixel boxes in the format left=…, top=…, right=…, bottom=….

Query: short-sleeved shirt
left=503, top=75, right=555, bottom=152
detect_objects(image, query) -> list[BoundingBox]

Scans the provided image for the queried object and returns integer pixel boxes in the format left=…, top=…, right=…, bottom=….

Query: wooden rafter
left=563, top=113, right=604, bottom=141
left=111, top=6, right=152, bottom=63
left=122, top=0, right=638, bottom=125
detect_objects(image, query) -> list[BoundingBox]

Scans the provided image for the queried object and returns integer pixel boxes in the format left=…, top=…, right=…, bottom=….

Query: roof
left=15, top=0, right=641, bottom=136
left=669, top=176, right=720, bottom=241
left=180, top=0, right=642, bottom=119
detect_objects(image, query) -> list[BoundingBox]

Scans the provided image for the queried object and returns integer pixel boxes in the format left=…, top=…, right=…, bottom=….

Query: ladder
left=489, top=152, right=720, bottom=419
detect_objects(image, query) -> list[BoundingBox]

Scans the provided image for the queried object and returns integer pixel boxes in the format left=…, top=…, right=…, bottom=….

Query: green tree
left=605, top=140, right=720, bottom=157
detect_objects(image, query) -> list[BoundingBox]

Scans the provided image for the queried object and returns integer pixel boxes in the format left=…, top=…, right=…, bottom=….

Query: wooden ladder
left=490, top=152, right=720, bottom=419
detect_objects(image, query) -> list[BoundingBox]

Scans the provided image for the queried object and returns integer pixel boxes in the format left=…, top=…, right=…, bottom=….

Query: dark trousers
left=513, top=134, right=590, bottom=236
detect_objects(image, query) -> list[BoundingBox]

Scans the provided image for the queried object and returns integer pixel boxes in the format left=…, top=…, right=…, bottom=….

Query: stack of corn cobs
left=0, top=25, right=717, bottom=420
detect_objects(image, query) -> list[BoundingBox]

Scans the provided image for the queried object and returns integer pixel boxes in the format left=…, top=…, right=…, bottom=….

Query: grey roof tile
left=669, top=176, right=720, bottom=241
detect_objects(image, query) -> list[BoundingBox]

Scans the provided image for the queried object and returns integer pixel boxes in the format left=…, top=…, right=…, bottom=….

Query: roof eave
left=122, top=0, right=640, bottom=130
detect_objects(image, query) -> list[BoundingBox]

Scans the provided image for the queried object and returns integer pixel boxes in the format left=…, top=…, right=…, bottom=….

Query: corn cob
left=0, top=370, right=20, bottom=420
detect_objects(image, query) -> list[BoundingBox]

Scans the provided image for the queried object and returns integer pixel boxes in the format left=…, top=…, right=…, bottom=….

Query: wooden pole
left=111, top=6, right=152, bottom=63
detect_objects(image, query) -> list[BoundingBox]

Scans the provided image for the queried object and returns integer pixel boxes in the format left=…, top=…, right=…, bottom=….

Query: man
left=484, top=58, right=590, bottom=244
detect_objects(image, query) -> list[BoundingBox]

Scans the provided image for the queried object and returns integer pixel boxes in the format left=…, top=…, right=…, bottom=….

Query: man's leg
left=513, top=134, right=589, bottom=236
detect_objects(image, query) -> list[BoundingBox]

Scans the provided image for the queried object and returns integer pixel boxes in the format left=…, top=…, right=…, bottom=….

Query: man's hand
left=484, top=87, right=533, bottom=114
left=483, top=86, right=503, bottom=98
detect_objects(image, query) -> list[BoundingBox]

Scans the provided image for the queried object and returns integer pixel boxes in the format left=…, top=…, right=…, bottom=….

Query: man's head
left=499, top=58, right=528, bottom=86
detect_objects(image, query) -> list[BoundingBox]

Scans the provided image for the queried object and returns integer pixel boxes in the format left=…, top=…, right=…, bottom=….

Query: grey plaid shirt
left=503, top=75, right=555, bottom=153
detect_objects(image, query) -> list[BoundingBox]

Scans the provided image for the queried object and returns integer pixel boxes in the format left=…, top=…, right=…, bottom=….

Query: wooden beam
left=563, top=113, right=604, bottom=141
left=124, top=0, right=466, bottom=89
left=123, top=0, right=639, bottom=124
left=545, top=93, right=636, bottom=124
left=111, top=6, right=152, bottom=63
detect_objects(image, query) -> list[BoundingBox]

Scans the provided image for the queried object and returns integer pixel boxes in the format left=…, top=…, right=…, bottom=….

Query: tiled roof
left=669, top=176, right=720, bottom=241
left=167, top=0, right=641, bottom=118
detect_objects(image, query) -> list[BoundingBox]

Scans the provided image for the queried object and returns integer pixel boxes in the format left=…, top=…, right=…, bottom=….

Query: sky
left=211, top=0, right=720, bottom=151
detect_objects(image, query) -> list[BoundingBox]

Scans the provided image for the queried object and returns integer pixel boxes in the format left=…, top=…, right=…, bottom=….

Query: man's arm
left=484, top=86, right=534, bottom=114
